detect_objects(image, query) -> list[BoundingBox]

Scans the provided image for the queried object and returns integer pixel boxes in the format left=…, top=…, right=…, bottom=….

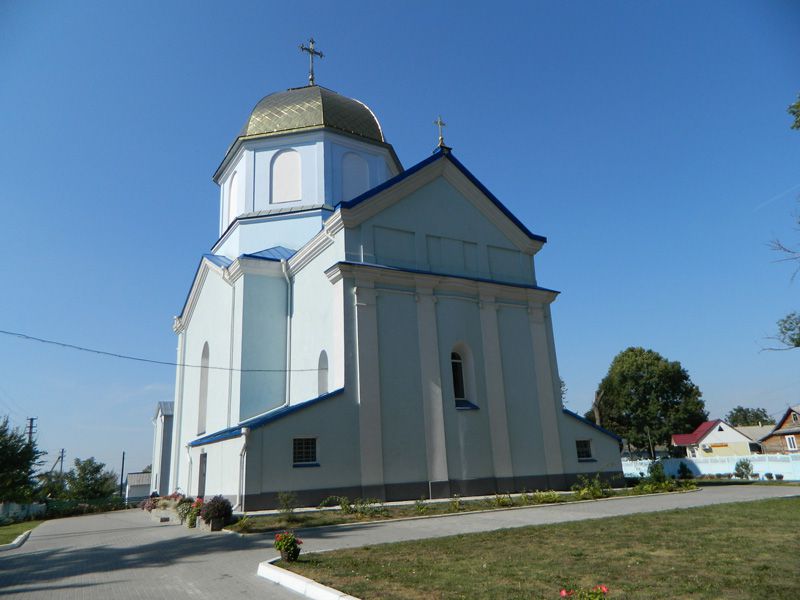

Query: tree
left=65, top=457, right=117, bottom=500
left=789, top=93, right=800, bottom=130
left=769, top=95, right=800, bottom=348
left=37, top=471, right=68, bottom=500
left=724, top=405, right=775, bottom=427
left=0, top=416, right=43, bottom=502
left=586, top=347, right=707, bottom=459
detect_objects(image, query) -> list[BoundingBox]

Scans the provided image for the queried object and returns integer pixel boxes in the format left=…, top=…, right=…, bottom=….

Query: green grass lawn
left=0, top=520, right=42, bottom=545
left=282, top=497, right=800, bottom=599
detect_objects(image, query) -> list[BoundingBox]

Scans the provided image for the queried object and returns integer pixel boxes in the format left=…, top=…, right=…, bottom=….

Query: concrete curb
left=257, top=558, right=360, bottom=600
left=0, top=529, right=32, bottom=552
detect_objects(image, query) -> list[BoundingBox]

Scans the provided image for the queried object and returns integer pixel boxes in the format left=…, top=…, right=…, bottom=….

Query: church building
left=159, top=55, right=622, bottom=509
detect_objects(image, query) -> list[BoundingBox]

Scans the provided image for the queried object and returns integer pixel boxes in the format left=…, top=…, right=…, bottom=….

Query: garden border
left=0, top=529, right=31, bottom=553
left=257, top=557, right=360, bottom=600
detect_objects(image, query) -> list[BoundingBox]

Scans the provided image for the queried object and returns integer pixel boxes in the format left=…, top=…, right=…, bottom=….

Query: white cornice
left=325, top=262, right=558, bottom=305
left=287, top=212, right=344, bottom=275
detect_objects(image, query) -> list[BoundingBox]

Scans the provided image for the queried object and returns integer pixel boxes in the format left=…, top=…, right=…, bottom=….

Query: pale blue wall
left=240, top=273, right=287, bottom=420
left=356, top=178, right=533, bottom=284
left=496, top=306, right=549, bottom=477
left=376, top=292, right=428, bottom=485
left=215, top=211, right=328, bottom=259
left=435, top=297, right=495, bottom=482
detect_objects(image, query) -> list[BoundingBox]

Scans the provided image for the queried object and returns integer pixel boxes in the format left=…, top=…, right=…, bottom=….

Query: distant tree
left=0, top=416, right=43, bottom=502
left=789, top=93, right=800, bottom=130
left=142, top=464, right=152, bottom=473
left=725, top=406, right=775, bottom=427
left=65, top=457, right=117, bottom=500
left=585, top=347, right=707, bottom=459
left=37, top=471, right=69, bottom=500
left=559, top=379, right=567, bottom=405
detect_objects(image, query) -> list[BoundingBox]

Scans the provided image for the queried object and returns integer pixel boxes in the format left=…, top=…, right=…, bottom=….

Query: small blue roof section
left=242, top=246, right=297, bottom=261
left=562, top=408, right=622, bottom=442
left=338, top=148, right=547, bottom=244
left=204, top=254, right=233, bottom=269
left=188, top=388, right=345, bottom=448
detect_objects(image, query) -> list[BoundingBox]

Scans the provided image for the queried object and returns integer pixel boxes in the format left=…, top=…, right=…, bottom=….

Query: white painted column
left=415, top=287, right=450, bottom=496
left=354, top=282, right=385, bottom=497
left=479, top=293, right=514, bottom=482
left=528, top=304, right=564, bottom=475
left=169, top=329, right=186, bottom=493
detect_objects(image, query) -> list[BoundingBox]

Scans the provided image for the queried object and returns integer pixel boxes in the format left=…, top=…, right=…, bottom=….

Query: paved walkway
left=0, top=485, right=797, bottom=599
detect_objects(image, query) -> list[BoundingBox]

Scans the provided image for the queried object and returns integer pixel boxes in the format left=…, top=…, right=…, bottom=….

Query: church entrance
left=197, top=453, right=207, bottom=498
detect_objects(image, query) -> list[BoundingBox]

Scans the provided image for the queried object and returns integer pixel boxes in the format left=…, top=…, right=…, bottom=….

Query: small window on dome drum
left=271, top=150, right=301, bottom=203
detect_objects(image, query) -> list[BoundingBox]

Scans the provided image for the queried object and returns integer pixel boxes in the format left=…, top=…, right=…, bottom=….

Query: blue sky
left=1, top=1, right=798, bottom=475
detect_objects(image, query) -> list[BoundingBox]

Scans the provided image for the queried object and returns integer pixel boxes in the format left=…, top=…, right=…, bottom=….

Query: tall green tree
left=586, top=347, right=707, bottom=458
left=0, top=416, right=43, bottom=502
left=789, top=93, right=800, bottom=130
left=65, top=457, right=117, bottom=500
left=724, top=406, right=775, bottom=427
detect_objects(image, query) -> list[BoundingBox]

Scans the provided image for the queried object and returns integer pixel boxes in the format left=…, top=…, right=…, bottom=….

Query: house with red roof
left=671, top=420, right=757, bottom=458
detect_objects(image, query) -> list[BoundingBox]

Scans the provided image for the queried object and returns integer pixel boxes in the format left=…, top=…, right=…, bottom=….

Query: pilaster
left=415, top=287, right=450, bottom=498
left=528, top=304, right=564, bottom=475
left=479, top=293, right=514, bottom=482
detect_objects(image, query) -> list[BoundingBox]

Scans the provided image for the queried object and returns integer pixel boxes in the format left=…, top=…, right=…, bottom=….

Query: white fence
left=622, top=454, right=800, bottom=481
left=0, top=502, right=46, bottom=523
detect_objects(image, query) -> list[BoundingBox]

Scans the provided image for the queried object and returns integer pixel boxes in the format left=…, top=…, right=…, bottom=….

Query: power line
left=0, top=328, right=320, bottom=373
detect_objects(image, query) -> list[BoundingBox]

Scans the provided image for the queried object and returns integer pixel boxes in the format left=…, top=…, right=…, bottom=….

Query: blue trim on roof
left=562, top=408, right=622, bottom=442
left=188, top=388, right=345, bottom=448
left=332, top=261, right=560, bottom=295
left=338, top=149, right=547, bottom=244
left=242, top=246, right=297, bottom=261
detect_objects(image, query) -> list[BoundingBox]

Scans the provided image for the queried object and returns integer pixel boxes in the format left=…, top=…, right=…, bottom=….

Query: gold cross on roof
left=434, top=115, right=448, bottom=150
left=299, top=38, right=324, bottom=86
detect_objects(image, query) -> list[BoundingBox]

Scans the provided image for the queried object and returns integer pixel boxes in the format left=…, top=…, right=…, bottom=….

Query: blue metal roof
left=338, top=149, right=547, bottom=244
left=242, top=246, right=297, bottom=261
left=189, top=388, right=345, bottom=448
left=203, top=254, right=233, bottom=269
left=562, top=408, right=622, bottom=442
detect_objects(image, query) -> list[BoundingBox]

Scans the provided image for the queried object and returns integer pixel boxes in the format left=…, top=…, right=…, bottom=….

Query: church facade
left=161, top=82, right=622, bottom=509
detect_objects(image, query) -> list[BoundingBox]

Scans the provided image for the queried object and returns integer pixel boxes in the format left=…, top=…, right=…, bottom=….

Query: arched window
left=341, top=152, right=370, bottom=201
left=451, top=345, right=477, bottom=410
left=198, top=343, right=209, bottom=435
left=317, top=350, right=329, bottom=396
left=271, top=150, right=301, bottom=203
left=227, top=171, right=239, bottom=224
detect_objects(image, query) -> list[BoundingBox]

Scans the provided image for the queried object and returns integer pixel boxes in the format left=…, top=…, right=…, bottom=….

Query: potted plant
left=274, top=530, right=303, bottom=562
left=198, top=495, right=232, bottom=531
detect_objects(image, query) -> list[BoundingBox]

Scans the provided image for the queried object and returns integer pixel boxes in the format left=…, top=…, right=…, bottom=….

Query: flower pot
left=198, top=516, right=225, bottom=531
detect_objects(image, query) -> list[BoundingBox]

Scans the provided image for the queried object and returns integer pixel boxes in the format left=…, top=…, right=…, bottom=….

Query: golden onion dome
left=239, top=85, right=384, bottom=143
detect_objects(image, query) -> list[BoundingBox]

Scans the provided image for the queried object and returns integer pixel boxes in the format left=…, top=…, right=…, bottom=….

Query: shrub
left=492, top=493, right=514, bottom=507
left=572, top=475, right=612, bottom=500
left=734, top=459, right=753, bottom=480
left=647, top=461, right=667, bottom=484
left=274, top=530, right=303, bottom=562
left=187, top=497, right=203, bottom=528
left=449, top=494, right=463, bottom=512
left=235, top=516, right=253, bottom=533
left=532, top=490, right=561, bottom=504
left=277, top=491, right=297, bottom=515
left=765, top=472, right=774, bottom=480
left=140, top=497, right=157, bottom=512
left=199, top=495, right=232, bottom=523
left=677, top=462, right=694, bottom=480
left=175, top=497, right=194, bottom=524
left=352, top=498, right=388, bottom=517
left=776, top=474, right=784, bottom=481
left=414, top=497, right=428, bottom=514
left=318, top=496, right=339, bottom=508
left=338, top=496, right=354, bottom=514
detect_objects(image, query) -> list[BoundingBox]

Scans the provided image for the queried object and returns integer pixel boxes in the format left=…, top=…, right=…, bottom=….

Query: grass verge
left=282, top=497, right=799, bottom=599
left=0, top=520, right=42, bottom=545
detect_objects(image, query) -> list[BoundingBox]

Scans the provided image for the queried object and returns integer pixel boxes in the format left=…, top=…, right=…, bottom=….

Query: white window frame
left=787, top=435, right=797, bottom=451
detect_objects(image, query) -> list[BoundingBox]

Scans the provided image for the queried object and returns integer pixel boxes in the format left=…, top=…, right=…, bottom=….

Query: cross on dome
left=299, top=37, right=324, bottom=86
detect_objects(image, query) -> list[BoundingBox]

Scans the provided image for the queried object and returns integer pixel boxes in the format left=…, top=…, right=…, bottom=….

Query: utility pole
left=25, top=417, right=37, bottom=444
left=59, top=448, right=65, bottom=474
left=119, top=451, right=125, bottom=498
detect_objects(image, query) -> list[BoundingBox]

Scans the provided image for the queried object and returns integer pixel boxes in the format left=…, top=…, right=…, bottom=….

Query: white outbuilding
left=159, top=81, right=622, bottom=509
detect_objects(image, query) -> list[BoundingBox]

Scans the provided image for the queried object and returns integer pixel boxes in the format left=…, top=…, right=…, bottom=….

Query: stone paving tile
left=0, top=510, right=292, bottom=599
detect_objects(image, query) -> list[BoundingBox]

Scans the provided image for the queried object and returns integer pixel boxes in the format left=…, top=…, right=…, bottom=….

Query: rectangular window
left=293, top=438, right=318, bottom=465
left=793, top=413, right=799, bottom=423
left=576, top=439, right=593, bottom=461
left=787, top=435, right=797, bottom=451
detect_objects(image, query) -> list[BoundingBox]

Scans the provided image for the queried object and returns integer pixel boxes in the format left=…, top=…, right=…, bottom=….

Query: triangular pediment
left=338, top=151, right=546, bottom=255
